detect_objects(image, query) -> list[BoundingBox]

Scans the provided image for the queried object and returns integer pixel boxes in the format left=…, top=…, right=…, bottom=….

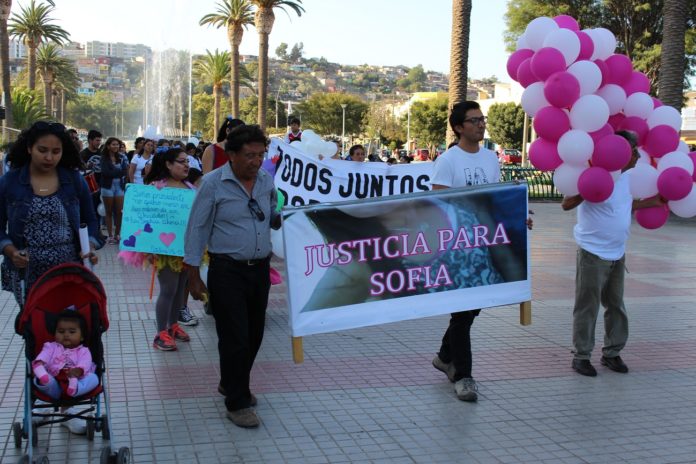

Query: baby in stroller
left=32, top=309, right=98, bottom=399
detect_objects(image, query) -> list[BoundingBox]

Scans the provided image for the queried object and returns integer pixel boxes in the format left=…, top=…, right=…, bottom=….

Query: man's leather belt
left=209, top=253, right=270, bottom=266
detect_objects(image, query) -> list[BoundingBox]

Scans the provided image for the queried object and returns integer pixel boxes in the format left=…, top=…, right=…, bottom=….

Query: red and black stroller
left=12, top=263, right=130, bottom=464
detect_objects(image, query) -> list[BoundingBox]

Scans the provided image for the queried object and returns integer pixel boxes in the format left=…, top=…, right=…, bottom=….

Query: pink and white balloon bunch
left=508, top=15, right=696, bottom=228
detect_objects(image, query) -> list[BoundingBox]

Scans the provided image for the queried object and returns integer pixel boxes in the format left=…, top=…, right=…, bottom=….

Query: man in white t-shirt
left=562, top=131, right=663, bottom=377
left=430, top=101, right=532, bottom=402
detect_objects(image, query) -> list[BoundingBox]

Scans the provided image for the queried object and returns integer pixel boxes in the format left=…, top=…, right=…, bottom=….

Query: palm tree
left=447, top=0, right=472, bottom=143
left=36, top=42, right=69, bottom=116
left=658, top=0, right=688, bottom=110
left=193, top=49, right=231, bottom=132
left=200, top=0, right=255, bottom=119
left=9, top=0, right=69, bottom=90
left=52, top=56, right=79, bottom=123
left=1, top=0, right=13, bottom=129
left=11, top=86, right=47, bottom=128
left=250, top=0, right=304, bottom=130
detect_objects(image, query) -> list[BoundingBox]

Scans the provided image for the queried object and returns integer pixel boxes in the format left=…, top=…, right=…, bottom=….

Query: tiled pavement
left=1, top=202, right=695, bottom=464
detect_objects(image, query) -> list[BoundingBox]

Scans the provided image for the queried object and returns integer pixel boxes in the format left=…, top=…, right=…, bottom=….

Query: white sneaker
left=60, top=408, right=86, bottom=435
left=454, top=377, right=478, bottom=402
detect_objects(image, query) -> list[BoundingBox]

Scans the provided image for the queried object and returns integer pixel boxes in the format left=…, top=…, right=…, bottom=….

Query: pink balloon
left=593, top=59, right=610, bottom=87
left=543, top=71, right=580, bottom=108
left=591, top=134, right=632, bottom=171
left=517, top=58, right=539, bottom=88
left=635, top=204, right=669, bottom=229
left=644, top=125, right=680, bottom=158
left=605, top=54, right=633, bottom=85
left=554, top=15, right=580, bottom=31
left=530, top=47, right=567, bottom=81
left=576, top=31, right=594, bottom=60
left=608, top=113, right=626, bottom=130
left=507, top=49, right=534, bottom=81
left=652, top=97, right=663, bottom=108
left=618, top=116, right=649, bottom=145
left=534, top=106, right=571, bottom=141
left=690, top=152, right=696, bottom=181
left=578, top=167, right=614, bottom=202
left=657, top=167, right=693, bottom=200
left=528, top=138, right=563, bottom=171
left=589, top=124, right=614, bottom=146
left=623, top=71, right=651, bottom=96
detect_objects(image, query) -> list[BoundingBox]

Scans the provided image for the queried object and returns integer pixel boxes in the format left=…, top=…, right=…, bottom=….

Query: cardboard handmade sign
left=119, top=184, right=195, bottom=257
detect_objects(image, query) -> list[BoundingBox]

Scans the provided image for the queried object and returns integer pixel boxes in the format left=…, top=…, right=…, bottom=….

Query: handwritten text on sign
left=119, top=184, right=195, bottom=257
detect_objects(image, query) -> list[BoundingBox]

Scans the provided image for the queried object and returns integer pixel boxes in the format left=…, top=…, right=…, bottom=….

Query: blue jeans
left=572, top=248, right=628, bottom=360
left=34, top=373, right=99, bottom=399
left=101, top=182, right=124, bottom=198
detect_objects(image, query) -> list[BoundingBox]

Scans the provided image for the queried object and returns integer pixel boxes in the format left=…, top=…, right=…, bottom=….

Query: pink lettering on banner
left=369, top=264, right=452, bottom=296
left=302, top=224, right=510, bottom=278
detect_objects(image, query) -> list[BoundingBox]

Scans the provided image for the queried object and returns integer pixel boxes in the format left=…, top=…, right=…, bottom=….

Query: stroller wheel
left=101, top=415, right=110, bottom=440
left=86, top=419, right=95, bottom=441
left=12, top=421, right=22, bottom=448
left=37, top=456, right=50, bottom=464
left=117, top=447, right=131, bottom=463
left=100, top=446, right=111, bottom=464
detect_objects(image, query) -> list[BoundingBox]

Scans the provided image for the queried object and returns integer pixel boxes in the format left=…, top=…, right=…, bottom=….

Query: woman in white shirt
left=128, top=139, right=155, bottom=184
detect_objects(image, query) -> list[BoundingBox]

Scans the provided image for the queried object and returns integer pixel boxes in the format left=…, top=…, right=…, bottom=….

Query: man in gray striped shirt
left=185, top=124, right=280, bottom=428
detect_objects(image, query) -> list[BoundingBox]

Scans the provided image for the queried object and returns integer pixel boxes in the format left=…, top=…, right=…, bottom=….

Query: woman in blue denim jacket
left=0, top=121, right=101, bottom=305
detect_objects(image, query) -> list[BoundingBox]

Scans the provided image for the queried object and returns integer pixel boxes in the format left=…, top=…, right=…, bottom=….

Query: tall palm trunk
left=42, top=70, right=52, bottom=115
left=59, top=90, right=64, bottom=122
left=0, top=0, right=13, bottom=128
left=658, top=0, right=687, bottom=110
left=255, top=8, right=275, bottom=131
left=229, top=24, right=243, bottom=118
left=447, top=0, right=472, bottom=143
left=213, top=82, right=221, bottom=134
left=27, top=40, right=36, bottom=90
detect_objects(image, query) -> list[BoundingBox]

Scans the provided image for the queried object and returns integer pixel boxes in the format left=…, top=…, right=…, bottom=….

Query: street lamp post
left=275, top=88, right=280, bottom=130
left=406, top=99, right=411, bottom=154
left=341, top=103, right=347, bottom=156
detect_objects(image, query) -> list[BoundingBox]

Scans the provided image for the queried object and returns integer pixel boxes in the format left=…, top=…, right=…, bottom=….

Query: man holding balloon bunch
left=562, top=130, right=664, bottom=377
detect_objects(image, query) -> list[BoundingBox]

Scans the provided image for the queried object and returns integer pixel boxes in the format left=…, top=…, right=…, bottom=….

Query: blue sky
left=50, top=0, right=512, bottom=81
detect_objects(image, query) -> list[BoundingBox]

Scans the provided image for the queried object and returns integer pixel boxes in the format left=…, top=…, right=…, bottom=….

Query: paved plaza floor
left=1, top=202, right=695, bottom=464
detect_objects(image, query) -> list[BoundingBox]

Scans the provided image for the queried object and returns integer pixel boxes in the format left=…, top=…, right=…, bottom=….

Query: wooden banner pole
left=291, top=337, right=304, bottom=364
left=519, top=301, right=531, bottom=325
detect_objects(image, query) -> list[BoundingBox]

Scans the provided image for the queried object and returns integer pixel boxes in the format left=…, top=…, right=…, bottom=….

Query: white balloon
left=647, top=105, right=682, bottom=131
left=669, top=188, right=696, bottom=218
left=570, top=95, right=609, bottom=132
left=542, top=28, right=580, bottom=66
left=516, top=33, right=529, bottom=50
left=553, top=163, right=584, bottom=195
left=271, top=228, right=284, bottom=259
left=628, top=164, right=659, bottom=199
left=677, top=140, right=690, bottom=154
left=636, top=147, right=651, bottom=165
left=596, top=84, right=627, bottom=115
left=586, top=27, right=616, bottom=60
left=557, top=130, right=594, bottom=166
left=610, top=170, right=621, bottom=182
left=567, top=60, right=602, bottom=96
left=525, top=17, right=559, bottom=51
left=321, top=141, right=339, bottom=157
left=657, top=151, right=694, bottom=175
left=301, top=129, right=318, bottom=140
left=520, top=82, right=549, bottom=117
left=623, top=92, right=654, bottom=119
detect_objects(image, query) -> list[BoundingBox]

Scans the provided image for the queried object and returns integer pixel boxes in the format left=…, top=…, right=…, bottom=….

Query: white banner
left=268, top=139, right=432, bottom=207
left=283, top=182, right=531, bottom=337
